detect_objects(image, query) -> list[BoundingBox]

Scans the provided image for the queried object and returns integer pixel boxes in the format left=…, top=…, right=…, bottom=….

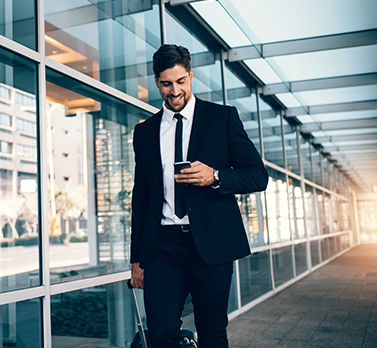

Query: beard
left=163, top=92, right=191, bottom=113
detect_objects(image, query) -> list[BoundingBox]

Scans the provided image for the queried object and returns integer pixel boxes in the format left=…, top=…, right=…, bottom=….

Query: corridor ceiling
left=185, top=0, right=377, bottom=193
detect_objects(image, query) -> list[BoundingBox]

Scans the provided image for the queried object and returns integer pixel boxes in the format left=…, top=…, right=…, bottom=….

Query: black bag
left=130, top=329, right=197, bottom=348
left=127, top=280, right=197, bottom=348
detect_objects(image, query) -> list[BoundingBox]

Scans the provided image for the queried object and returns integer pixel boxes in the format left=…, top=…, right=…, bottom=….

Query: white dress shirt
left=160, top=96, right=196, bottom=225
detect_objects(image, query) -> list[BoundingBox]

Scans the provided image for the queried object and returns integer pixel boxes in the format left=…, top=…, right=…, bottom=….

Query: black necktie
left=174, top=114, right=186, bottom=219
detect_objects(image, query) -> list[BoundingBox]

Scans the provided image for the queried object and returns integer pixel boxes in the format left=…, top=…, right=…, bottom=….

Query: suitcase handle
left=127, top=279, right=148, bottom=348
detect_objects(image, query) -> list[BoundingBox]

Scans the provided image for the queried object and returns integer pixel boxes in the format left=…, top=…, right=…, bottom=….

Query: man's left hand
left=174, top=161, right=215, bottom=186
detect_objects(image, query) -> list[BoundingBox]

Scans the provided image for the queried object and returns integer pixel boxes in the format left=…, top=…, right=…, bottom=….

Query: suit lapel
left=187, top=98, right=206, bottom=162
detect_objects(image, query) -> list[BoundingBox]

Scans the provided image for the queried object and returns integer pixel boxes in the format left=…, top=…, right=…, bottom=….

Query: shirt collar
left=162, top=95, right=196, bottom=124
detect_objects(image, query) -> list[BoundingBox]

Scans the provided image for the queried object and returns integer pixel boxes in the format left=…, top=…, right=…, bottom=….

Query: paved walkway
left=228, top=244, right=377, bottom=347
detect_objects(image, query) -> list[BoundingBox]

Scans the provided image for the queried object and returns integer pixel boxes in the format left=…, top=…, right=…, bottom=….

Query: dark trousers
left=144, top=225, right=233, bottom=348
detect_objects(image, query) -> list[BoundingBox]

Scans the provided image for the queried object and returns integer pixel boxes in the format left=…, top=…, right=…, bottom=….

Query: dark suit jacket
left=131, top=98, right=268, bottom=269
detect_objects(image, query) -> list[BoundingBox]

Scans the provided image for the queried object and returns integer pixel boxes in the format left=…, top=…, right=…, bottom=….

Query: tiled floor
left=228, top=244, right=377, bottom=348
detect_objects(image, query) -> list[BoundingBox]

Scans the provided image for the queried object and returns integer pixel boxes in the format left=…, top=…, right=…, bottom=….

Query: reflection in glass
left=166, top=11, right=223, bottom=105
left=265, top=168, right=290, bottom=243
left=304, top=185, right=318, bottom=237
left=316, top=190, right=326, bottom=235
left=238, top=193, right=267, bottom=248
left=324, top=193, right=332, bottom=234
left=311, top=148, right=322, bottom=186
left=0, top=0, right=36, bottom=50
left=310, top=240, right=320, bottom=267
left=301, top=136, right=312, bottom=181
left=288, top=177, right=305, bottom=239
left=0, top=299, right=41, bottom=347
left=320, top=238, right=330, bottom=261
left=239, top=251, right=272, bottom=306
left=284, top=122, right=300, bottom=175
left=45, top=1, right=161, bottom=103
left=294, top=242, right=308, bottom=276
left=262, top=111, right=284, bottom=168
left=52, top=281, right=137, bottom=347
left=272, top=246, right=293, bottom=288
left=0, top=48, right=39, bottom=292
left=46, top=68, right=151, bottom=283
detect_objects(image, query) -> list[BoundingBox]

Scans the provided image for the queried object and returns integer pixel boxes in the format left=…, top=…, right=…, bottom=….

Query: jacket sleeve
left=130, top=124, right=150, bottom=264
left=218, top=107, right=268, bottom=195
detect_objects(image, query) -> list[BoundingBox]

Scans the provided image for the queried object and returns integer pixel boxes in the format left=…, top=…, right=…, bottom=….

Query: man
left=130, top=44, right=268, bottom=348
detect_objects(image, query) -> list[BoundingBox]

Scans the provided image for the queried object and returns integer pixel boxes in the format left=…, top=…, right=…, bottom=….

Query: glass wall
left=0, top=1, right=355, bottom=346
left=45, top=68, right=151, bottom=283
left=0, top=48, right=40, bottom=292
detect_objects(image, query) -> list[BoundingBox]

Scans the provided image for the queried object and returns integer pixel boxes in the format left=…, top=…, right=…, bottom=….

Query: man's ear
left=189, top=69, right=194, bottom=83
left=154, top=75, right=159, bottom=88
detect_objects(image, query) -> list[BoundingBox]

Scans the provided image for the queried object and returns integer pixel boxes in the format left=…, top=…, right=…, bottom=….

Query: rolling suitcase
left=127, top=280, right=197, bottom=348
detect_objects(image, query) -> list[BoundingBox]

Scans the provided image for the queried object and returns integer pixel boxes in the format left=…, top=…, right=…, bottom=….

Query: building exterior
left=0, top=0, right=375, bottom=347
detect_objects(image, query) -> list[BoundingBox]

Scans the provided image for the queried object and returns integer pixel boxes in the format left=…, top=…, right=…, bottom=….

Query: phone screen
left=174, top=161, right=191, bottom=174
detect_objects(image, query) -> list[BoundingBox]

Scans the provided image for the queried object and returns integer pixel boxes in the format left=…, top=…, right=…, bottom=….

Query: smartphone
left=174, top=161, right=191, bottom=174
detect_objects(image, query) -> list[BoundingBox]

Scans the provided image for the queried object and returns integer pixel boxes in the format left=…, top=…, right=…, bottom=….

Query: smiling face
left=155, top=64, right=194, bottom=113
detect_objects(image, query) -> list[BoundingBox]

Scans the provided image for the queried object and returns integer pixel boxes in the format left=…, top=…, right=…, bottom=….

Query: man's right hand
left=131, top=263, right=144, bottom=289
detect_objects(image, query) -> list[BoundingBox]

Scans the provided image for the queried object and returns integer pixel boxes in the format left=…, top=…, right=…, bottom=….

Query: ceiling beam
left=312, top=133, right=377, bottom=144
left=228, top=29, right=377, bottom=61
left=263, top=73, right=377, bottom=95
left=286, top=100, right=377, bottom=117
left=324, top=144, right=377, bottom=153
left=301, top=117, right=377, bottom=133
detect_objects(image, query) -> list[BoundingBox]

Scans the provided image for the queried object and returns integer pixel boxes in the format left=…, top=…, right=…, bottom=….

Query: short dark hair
left=153, top=44, right=191, bottom=78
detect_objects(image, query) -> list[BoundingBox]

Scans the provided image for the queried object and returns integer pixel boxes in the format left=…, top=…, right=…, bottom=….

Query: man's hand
left=131, top=263, right=144, bottom=289
left=174, top=161, right=215, bottom=186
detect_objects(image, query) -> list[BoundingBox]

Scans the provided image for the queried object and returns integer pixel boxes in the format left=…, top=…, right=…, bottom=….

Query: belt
left=161, top=224, right=190, bottom=233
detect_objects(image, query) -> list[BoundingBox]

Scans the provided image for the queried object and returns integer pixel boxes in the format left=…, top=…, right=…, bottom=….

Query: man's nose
left=170, top=83, right=180, bottom=96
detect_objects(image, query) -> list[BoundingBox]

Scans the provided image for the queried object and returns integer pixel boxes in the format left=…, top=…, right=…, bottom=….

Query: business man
left=130, top=44, right=268, bottom=348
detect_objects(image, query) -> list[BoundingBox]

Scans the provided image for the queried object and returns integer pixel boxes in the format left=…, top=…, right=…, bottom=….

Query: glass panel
left=288, top=177, right=305, bottom=239
left=324, top=193, right=332, bottom=234
left=239, top=251, right=272, bottom=306
left=225, top=65, right=261, bottom=154
left=265, top=167, right=290, bottom=243
left=52, top=281, right=139, bottom=347
left=340, top=233, right=350, bottom=251
left=294, top=242, right=308, bottom=276
left=45, top=1, right=161, bottom=103
left=0, top=0, right=37, bottom=50
left=0, top=48, right=39, bottom=291
left=0, top=299, right=42, bottom=347
left=238, top=192, right=267, bottom=248
left=332, top=196, right=341, bottom=233
left=312, top=148, right=322, bottom=186
left=358, top=200, right=377, bottom=243
left=320, top=238, right=330, bottom=261
left=304, top=185, right=318, bottom=237
left=340, top=201, right=351, bottom=231
left=46, top=68, right=151, bottom=283
left=316, top=189, right=326, bottom=235
left=322, top=157, right=330, bottom=189
left=165, top=11, right=223, bottom=105
left=329, top=236, right=336, bottom=257
left=284, top=122, right=300, bottom=175
left=310, top=240, right=320, bottom=267
left=272, top=246, right=293, bottom=288
left=262, top=112, right=284, bottom=167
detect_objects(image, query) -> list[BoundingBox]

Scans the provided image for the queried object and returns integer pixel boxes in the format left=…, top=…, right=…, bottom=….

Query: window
left=0, top=140, right=12, bottom=154
left=0, top=113, right=12, bottom=127
left=16, top=118, right=37, bottom=134
left=0, top=85, right=11, bottom=100
left=15, top=92, right=36, bottom=107
left=16, top=144, right=37, bottom=159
